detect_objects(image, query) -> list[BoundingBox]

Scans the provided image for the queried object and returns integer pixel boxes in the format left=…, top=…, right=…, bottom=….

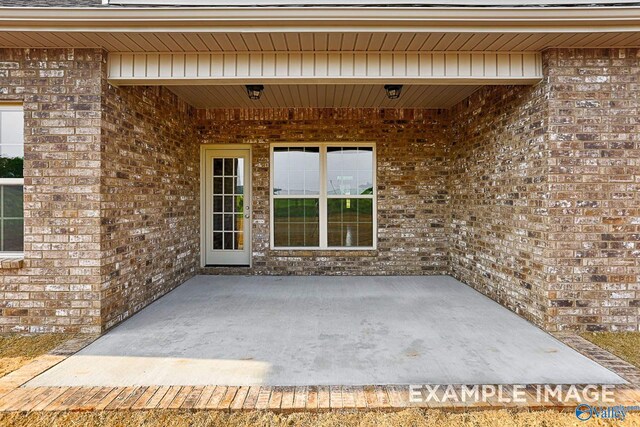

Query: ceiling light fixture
left=384, top=84, right=403, bottom=100
left=246, top=84, right=264, bottom=100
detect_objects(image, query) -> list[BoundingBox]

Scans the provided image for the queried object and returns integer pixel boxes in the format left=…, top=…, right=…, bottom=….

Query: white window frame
left=270, top=142, right=377, bottom=250
left=0, top=104, right=24, bottom=258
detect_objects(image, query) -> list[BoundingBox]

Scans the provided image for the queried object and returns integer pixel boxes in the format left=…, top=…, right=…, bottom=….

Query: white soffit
left=108, top=51, right=542, bottom=85
left=168, top=84, right=480, bottom=109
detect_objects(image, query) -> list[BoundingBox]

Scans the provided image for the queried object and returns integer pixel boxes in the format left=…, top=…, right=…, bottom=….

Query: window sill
left=0, top=257, right=24, bottom=269
left=268, top=249, right=378, bottom=257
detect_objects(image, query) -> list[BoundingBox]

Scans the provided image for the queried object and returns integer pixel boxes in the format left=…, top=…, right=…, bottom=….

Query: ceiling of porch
left=168, top=84, right=480, bottom=109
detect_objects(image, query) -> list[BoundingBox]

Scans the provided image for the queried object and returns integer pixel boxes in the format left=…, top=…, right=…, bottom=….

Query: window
left=0, top=105, right=24, bottom=255
left=271, top=143, right=376, bottom=249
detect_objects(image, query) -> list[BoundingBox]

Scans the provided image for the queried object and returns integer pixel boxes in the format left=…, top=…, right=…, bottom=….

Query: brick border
left=553, top=333, right=640, bottom=386
left=0, top=384, right=637, bottom=413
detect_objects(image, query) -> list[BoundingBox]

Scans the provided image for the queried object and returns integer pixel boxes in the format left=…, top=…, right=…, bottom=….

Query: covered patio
left=27, top=276, right=623, bottom=387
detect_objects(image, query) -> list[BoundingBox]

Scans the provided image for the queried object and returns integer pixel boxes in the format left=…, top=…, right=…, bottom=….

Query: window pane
left=327, top=198, right=373, bottom=247
left=0, top=111, right=24, bottom=150
left=273, top=198, right=319, bottom=247
left=224, top=196, right=233, bottom=212
left=2, top=185, right=23, bottom=218
left=273, top=147, right=320, bottom=195
left=213, top=214, right=222, bottom=230
left=0, top=177, right=23, bottom=260
left=224, top=177, right=234, bottom=194
left=234, top=214, right=244, bottom=232
left=223, top=232, right=233, bottom=250
left=2, top=219, right=23, bottom=252
left=236, top=158, right=244, bottom=194
left=327, top=147, right=373, bottom=195
left=0, top=108, right=24, bottom=179
left=213, top=176, right=223, bottom=194
left=223, top=214, right=233, bottom=231
left=213, top=232, right=223, bottom=249
left=223, top=158, right=233, bottom=175
left=213, top=158, right=223, bottom=176
left=235, top=232, right=244, bottom=250
left=213, top=196, right=222, bottom=212
left=234, top=195, right=244, bottom=213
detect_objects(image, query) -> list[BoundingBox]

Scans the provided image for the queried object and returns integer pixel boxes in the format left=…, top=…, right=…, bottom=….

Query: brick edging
left=0, top=384, right=638, bottom=413
left=553, top=333, right=640, bottom=386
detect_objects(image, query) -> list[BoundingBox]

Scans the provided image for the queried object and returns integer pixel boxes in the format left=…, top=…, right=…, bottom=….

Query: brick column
left=545, top=48, right=640, bottom=332
left=0, top=48, right=104, bottom=333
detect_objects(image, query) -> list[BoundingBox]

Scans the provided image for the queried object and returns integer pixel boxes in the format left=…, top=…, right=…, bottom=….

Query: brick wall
left=100, top=84, right=200, bottom=330
left=448, top=48, right=639, bottom=332
left=0, top=47, right=637, bottom=333
left=544, top=48, right=640, bottom=331
left=0, top=48, right=200, bottom=333
left=448, top=84, right=550, bottom=328
left=197, top=108, right=450, bottom=275
left=0, top=48, right=103, bottom=333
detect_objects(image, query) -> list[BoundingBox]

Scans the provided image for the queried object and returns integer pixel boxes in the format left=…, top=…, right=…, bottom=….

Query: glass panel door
left=212, top=157, right=244, bottom=251
left=205, top=148, right=251, bottom=265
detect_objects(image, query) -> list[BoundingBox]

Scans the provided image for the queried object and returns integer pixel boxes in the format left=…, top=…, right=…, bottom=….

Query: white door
left=204, top=148, right=251, bottom=266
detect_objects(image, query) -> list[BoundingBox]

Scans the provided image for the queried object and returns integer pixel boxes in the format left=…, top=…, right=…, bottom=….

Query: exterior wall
left=0, top=48, right=104, bottom=333
left=0, top=47, right=637, bottom=333
left=448, top=84, right=550, bottom=328
left=197, top=108, right=450, bottom=275
left=100, top=85, right=200, bottom=330
left=545, top=48, right=640, bottom=331
left=0, top=48, right=200, bottom=333
left=448, top=48, right=640, bottom=332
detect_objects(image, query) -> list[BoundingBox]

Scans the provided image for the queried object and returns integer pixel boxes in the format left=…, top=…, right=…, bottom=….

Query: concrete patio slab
left=27, top=275, right=625, bottom=387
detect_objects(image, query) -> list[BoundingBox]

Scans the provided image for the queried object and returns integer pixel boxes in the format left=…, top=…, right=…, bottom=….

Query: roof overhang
left=106, top=0, right=640, bottom=5
left=2, top=6, right=640, bottom=32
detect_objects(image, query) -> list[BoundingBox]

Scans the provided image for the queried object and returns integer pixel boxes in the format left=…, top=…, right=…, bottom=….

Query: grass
left=581, top=332, right=640, bottom=369
left=1, top=408, right=638, bottom=427
left=0, top=334, right=68, bottom=378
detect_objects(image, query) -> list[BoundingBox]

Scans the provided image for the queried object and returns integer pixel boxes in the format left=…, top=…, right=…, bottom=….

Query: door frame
left=200, top=144, right=252, bottom=268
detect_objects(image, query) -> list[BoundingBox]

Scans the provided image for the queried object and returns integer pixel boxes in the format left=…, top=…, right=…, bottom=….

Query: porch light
left=384, top=84, right=403, bottom=100
left=246, top=85, right=264, bottom=100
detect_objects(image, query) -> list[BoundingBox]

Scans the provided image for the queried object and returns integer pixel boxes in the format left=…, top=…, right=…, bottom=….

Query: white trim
left=0, top=252, right=24, bottom=258
left=200, top=144, right=252, bottom=267
left=270, top=142, right=377, bottom=251
left=107, top=0, right=640, bottom=5
left=2, top=7, right=640, bottom=34
left=107, top=51, right=542, bottom=85
left=0, top=178, right=24, bottom=186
